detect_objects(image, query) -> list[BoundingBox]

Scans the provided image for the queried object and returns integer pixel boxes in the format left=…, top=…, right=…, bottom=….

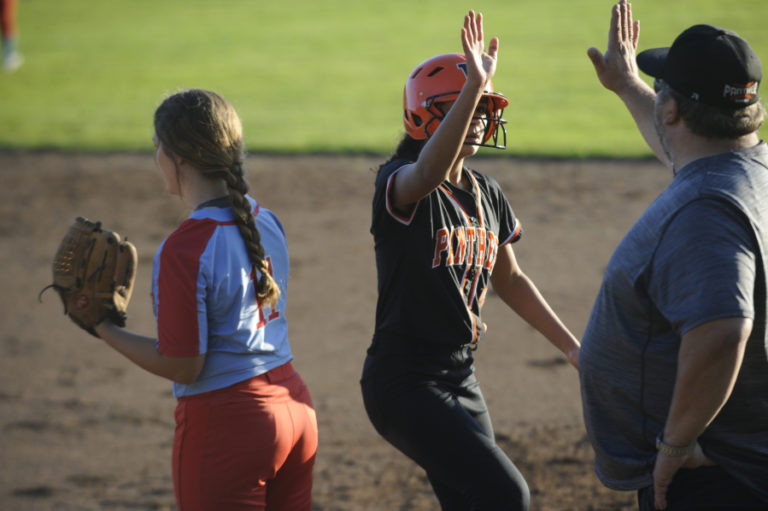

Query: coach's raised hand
left=587, top=0, right=668, bottom=167
left=587, top=0, right=640, bottom=94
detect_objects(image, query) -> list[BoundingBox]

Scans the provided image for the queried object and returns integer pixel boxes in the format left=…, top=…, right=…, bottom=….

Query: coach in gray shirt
left=580, top=1, right=768, bottom=510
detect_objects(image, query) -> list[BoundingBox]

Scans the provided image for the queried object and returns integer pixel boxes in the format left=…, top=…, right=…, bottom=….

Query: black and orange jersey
left=371, top=159, right=522, bottom=351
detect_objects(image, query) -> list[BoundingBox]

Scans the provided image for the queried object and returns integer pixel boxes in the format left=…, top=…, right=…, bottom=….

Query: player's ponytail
left=376, top=134, right=425, bottom=178
left=224, top=161, right=281, bottom=310
left=154, top=88, right=280, bottom=309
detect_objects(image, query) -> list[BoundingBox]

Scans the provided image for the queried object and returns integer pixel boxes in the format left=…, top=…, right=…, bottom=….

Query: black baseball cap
left=637, top=24, right=762, bottom=109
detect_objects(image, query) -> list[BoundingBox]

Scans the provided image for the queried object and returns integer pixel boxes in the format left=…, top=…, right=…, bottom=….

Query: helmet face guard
left=422, top=92, right=508, bottom=149
left=403, top=53, right=509, bottom=149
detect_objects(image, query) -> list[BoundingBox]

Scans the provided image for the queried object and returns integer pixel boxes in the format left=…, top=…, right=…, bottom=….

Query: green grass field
left=1, top=0, right=766, bottom=157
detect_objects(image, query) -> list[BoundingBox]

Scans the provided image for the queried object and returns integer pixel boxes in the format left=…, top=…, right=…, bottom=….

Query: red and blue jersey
left=152, top=195, right=292, bottom=398
left=371, top=160, right=522, bottom=350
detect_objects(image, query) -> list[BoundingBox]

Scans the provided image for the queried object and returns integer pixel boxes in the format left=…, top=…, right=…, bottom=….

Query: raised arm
left=587, top=0, right=670, bottom=167
left=391, top=11, right=499, bottom=208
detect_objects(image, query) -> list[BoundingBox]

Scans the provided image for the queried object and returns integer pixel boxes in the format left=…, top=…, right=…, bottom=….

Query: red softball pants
left=173, top=362, right=318, bottom=511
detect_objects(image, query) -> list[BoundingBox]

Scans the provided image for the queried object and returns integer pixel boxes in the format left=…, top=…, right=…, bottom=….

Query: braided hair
left=154, top=89, right=280, bottom=309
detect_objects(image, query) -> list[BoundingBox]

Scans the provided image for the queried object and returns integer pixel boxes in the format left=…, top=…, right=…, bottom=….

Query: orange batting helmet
left=403, top=53, right=509, bottom=149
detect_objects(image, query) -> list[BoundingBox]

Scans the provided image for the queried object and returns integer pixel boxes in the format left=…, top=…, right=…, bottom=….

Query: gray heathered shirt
left=579, top=142, right=768, bottom=502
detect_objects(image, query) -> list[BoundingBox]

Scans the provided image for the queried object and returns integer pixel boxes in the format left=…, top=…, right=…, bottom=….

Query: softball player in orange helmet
left=361, top=11, right=580, bottom=510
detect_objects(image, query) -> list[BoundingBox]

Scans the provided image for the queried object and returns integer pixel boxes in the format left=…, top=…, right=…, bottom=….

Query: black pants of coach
left=360, top=343, right=530, bottom=511
left=637, top=465, right=767, bottom=511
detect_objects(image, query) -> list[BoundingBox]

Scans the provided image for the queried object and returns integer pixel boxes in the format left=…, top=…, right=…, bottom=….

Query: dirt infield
left=0, top=151, right=670, bottom=510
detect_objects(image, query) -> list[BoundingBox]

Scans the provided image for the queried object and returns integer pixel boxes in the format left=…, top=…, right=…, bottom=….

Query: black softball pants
left=360, top=345, right=530, bottom=511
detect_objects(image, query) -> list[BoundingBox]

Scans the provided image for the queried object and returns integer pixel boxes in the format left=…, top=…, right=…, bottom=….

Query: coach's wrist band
left=655, top=434, right=696, bottom=457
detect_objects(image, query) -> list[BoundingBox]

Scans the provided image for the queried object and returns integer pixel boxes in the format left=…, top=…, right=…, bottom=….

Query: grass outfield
left=1, top=0, right=766, bottom=157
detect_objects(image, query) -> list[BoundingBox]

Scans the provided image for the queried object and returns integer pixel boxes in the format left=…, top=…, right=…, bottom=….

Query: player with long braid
left=94, top=89, right=317, bottom=510
left=361, top=11, right=580, bottom=510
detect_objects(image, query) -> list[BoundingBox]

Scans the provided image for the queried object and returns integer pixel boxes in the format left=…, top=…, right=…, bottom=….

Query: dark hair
left=154, top=89, right=280, bottom=308
left=376, top=134, right=426, bottom=177
left=658, top=81, right=765, bottom=139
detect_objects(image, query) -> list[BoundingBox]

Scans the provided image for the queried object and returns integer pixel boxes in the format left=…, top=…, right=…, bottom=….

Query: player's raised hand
left=461, top=10, right=498, bottom=89
left=587, top=0, right=640, bottom=94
